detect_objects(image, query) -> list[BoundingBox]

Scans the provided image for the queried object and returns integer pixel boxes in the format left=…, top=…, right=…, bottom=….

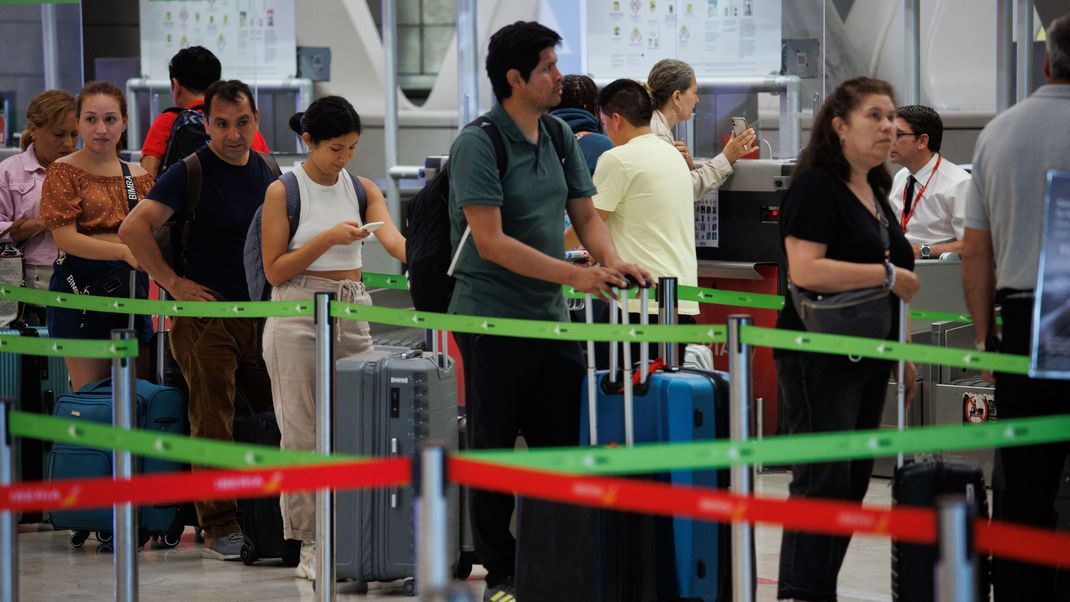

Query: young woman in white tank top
left=259, top=96, right=405, bottom=581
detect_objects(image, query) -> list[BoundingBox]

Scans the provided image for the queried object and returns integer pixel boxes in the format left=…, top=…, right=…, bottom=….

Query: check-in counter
left=693, top=160, right=792, bottom=436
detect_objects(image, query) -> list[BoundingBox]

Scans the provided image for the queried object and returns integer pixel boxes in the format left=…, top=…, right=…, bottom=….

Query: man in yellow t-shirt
left=567, top=77, right=698, bottom=319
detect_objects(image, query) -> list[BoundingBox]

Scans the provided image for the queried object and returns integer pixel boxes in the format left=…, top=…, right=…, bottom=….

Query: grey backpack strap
left=280, top=171, right=301, bottom=241
left=348, top=171, right=368, bottom=223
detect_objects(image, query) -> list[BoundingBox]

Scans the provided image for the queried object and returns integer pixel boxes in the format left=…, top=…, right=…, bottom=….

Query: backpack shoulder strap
left=162, top=107, right=184, bottom=116
left=280, top=171, right=301, bottom=241
left=255, top=150, right=282, bottom=179
left=472, top=116, right=507, bottom=178
left=540, top=114, right=569, bottom=165
left=347, top=171, right=368, bottom=223
left=177, top=153, right=202, bottom=274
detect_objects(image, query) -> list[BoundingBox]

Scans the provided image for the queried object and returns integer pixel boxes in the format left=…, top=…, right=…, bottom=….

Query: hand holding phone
left=731, top=116, right=748, bottom=137
left=361, top=221, right=384, bottom=234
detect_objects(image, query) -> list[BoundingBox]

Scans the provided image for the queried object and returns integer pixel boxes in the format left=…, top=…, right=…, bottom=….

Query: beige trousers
left=263, top=275, right=373, bottom=540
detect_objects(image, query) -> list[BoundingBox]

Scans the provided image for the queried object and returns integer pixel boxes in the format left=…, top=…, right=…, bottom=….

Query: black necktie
left=904, top=175, right=917, bottom=215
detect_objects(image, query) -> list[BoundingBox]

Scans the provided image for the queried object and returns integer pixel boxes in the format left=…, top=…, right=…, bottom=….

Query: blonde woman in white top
left=260, top=96, right=405, bottom=581
left=647, top=58, right=758, bottom=200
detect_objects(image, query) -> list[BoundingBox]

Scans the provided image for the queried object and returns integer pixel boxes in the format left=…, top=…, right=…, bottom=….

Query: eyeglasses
left=895, top=131, right=921, bottom=139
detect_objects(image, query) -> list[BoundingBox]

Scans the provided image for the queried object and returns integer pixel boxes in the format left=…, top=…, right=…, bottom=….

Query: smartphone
left=564, top=249, right=590, bottom=263
left=731, top=116, right=749, bottom=137
left=361, top=221, right=384, bottom=233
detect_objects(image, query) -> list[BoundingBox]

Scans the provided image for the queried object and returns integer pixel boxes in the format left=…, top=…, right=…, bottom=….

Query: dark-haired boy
left=140, top=46, right=269, bottom=176
left=120, top=80, right=278, bottom=561
left=447, top=21, right=649, bottom=599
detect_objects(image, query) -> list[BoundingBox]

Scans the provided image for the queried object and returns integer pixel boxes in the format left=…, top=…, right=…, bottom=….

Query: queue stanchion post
left=936, top=495, right=977, bottom=602
left=657, top=277, right=679, bottom=367
left=314, top=292, right=336, bottom=599
left=415, top=444, right=449, bottom=600
left=0, top=398, right=18, bottom=602
left=727, top=315, right=755, bottom=602
left=112, top=328, right=138, bottom=602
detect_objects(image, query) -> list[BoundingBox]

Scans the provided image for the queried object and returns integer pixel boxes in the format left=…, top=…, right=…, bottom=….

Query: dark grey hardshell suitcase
left=335, top=347, right=459, bottom=591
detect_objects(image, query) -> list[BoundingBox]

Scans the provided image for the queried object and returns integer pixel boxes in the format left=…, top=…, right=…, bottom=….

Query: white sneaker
left=295, top=540, right=315, bottom=580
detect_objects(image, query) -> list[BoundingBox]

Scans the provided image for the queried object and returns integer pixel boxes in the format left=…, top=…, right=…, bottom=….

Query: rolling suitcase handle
left=896, top=298, right=908, bottom=467
left=127, top=270, right=137, bottom=330
left=429, top=329, right=450, bottom=371
left=620, top=288, right=635, bottom=447
left=584, top=293, right=599, bottom=445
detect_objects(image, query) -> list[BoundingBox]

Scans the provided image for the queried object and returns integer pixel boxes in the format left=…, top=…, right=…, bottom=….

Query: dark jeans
left=453, top=332, right=584, bottom=587
left=170, top=316, right=274, bottom=543
left=775, top=351, right=891, bottom=601
left=991, top=294, right=1070, bottom=601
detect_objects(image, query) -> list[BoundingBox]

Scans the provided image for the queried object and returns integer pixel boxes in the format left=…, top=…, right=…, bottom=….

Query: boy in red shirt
left=140, top=46, right=269, bottom=176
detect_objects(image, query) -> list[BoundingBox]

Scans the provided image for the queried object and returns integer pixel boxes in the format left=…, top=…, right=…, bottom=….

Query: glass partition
left=0, top=2, right=83, bottom=152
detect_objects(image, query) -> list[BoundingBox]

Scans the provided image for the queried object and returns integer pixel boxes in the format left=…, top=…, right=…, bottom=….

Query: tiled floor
left=12, top=472, right=903, bottom=601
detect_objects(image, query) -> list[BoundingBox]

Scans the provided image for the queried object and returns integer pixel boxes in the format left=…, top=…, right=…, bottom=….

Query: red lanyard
left=900, top=154, right=942, bottom=232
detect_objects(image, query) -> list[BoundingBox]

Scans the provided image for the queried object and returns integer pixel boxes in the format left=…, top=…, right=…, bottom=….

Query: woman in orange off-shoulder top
left=40, top=81, right=155, bottom=389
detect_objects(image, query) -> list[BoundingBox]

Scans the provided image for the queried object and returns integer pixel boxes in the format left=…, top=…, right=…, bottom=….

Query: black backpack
left=406, top=114, right=569, bottom=313
left=159, top=103, right=209, bottom=174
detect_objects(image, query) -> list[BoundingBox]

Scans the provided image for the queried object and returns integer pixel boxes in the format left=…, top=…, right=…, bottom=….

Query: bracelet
left=883, top=261, right=896, bottom=291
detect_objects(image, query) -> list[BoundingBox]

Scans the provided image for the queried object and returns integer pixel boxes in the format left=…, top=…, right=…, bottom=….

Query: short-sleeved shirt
left=888, top=153, right=971, bottom=246
left=593, top=133, right=699, bottom=315
left=141, top=99, right=270, bottom=160
left=448, top=104, right=596, bottom=321
left=40, top=161, right=155, bottom=235
left=145, top=146, right=277, bottom=301
left=776, top=166, right=915, bottom=351
left=965, top=85, right=1070, bottom=290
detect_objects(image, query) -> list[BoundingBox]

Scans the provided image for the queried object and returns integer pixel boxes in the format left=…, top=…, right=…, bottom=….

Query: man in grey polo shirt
left=962, top=12, right=1070, bottom=600
left=448, top=21, right=649, bottom=601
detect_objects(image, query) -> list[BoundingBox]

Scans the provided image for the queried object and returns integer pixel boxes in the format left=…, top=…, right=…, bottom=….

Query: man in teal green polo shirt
left=447, top=21, right=649, bottom=601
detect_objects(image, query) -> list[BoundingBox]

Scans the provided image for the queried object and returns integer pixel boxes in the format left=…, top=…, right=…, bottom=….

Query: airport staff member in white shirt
left=888, top=104, right=971, bottom=259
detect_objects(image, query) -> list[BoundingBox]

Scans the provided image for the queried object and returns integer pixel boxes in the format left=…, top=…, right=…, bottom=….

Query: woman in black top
left=775, top=77, right=920, bottom=601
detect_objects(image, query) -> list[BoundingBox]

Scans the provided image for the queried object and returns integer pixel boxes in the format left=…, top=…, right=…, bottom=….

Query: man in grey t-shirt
left=962, top=12, right=1070, bottom=600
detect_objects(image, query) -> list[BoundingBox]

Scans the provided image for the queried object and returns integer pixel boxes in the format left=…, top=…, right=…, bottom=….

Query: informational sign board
left=1030, top=170, right=1070, bottom=379
left=139, top=0, right=297, bottom=81
left=695, top=189, right=718, bottom=247
left=585, top=0, right=782, bottom=79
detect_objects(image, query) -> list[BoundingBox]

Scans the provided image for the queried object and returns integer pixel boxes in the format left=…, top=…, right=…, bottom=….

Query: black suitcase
left=233, top=408, right=301, bottom=566
left=892, top=459, right=991, bottom=602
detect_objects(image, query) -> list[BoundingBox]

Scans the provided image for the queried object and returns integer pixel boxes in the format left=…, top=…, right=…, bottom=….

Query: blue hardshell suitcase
left=1, top=326, right=70, bottom=523
left=579, top=367, right=731, bottom=601
left=581, top=286, right=733, bottom=602
left=48, top=377, right=187, bottom=546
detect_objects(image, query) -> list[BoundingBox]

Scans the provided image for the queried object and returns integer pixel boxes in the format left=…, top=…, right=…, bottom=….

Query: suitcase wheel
left=453, top=551, right=475, bottom=580
left=95, top=531, right=113, bottom=544
left=282, top=539, right=301, bottom=567
left=69, top=531, right=90, bottom=548
left=403, top=578, right=416, bottom=597
left=240, top=539, right=257, bottom=566
left=160, top=525, right=183, bottom=549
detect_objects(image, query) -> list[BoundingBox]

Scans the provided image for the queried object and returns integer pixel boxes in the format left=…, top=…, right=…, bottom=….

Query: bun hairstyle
left=647, top=59, right=695, bottom=109
left=289, top=96, right=362, bottom=144
left=21, top=89, right=76, bottom=152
